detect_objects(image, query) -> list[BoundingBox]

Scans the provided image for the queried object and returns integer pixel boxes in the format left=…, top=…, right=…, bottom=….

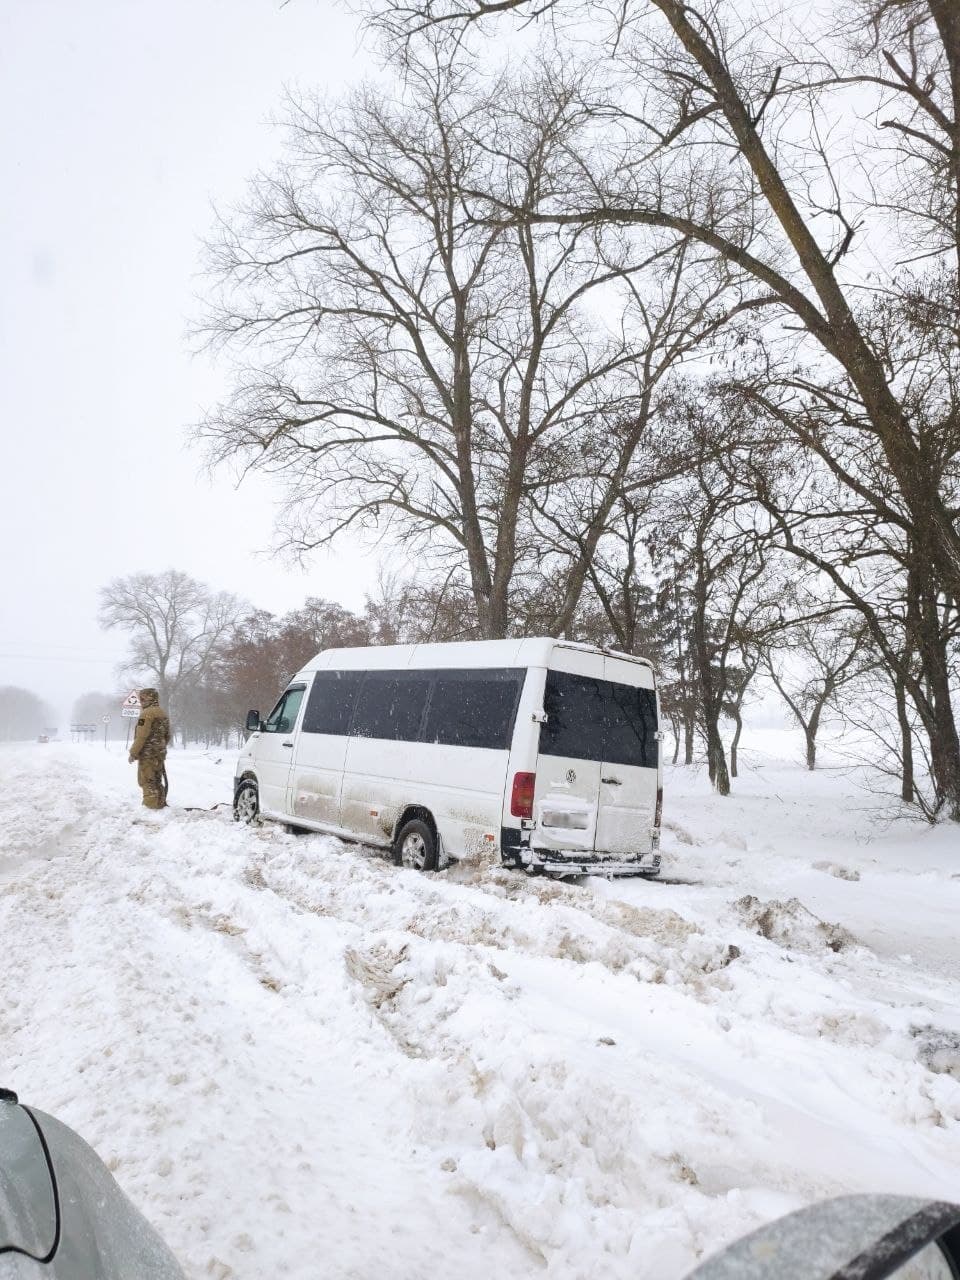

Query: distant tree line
left=0, top=688, right=57, bottom=741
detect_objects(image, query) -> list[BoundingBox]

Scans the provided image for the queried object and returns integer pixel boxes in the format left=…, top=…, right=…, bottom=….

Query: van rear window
left=540, top=670, right=658, bottom=768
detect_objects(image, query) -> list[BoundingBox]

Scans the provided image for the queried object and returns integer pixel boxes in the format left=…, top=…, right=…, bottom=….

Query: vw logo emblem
left=566, top=768, right=577, bottom=784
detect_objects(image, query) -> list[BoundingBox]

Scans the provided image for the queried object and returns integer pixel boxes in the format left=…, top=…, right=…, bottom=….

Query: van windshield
left=540, top=670, right=658, bottom=768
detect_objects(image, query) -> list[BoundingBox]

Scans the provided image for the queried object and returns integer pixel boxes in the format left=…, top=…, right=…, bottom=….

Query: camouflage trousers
left=137, top=754, right=167, bottom=809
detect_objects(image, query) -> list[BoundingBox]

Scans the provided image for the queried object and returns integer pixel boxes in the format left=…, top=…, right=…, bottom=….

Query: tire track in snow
left=241, top=835, right=959, bottom=1274
left=0, top=751, right=538, bottom=1279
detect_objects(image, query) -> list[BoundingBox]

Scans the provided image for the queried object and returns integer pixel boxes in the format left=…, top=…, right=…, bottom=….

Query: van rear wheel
left=393, top=819, right=438, bottom=872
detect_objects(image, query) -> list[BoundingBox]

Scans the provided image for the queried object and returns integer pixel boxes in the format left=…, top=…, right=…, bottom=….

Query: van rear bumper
left=526, top=848, right=661, bottom=878
left=500, top=828, right=661, bottom=877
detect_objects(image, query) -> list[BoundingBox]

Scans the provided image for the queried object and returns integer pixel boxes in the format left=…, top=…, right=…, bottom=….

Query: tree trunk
left=894, top=673, right=915, bottom=805
left=730, top=709, right=743, bottom=778
left=706, top=717, right=730, bottom=795
left=921, top=662, right=960, bottom=821
left=911, top=568, right=960, bottom=820
left=805, top=702, right=823, bottom=771
left=690, top=538, right=729, bottom=794
left=683, top=713, right=695, bottom=765
left=450, top=310, right=500, bottom=638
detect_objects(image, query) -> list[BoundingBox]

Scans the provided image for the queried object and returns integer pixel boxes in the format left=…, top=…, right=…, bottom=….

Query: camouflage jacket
left=130, top=704, right=171, bottom=760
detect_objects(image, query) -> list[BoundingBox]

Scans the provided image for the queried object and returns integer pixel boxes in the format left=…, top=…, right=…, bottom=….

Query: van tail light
left=510, top=771, right=536, bottom=820
left=654, top=785, right=663, bottom=828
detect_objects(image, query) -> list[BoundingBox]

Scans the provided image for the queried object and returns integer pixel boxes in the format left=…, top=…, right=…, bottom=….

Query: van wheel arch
left=393, top=805, right=437, bottom=843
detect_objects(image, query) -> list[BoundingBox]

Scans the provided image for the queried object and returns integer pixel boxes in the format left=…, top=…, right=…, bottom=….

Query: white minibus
left=233, top=637, right=662, bottom=878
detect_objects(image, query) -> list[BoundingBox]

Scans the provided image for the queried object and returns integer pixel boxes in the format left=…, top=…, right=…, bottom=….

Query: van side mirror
left=245, top=710, right=261, bottom=733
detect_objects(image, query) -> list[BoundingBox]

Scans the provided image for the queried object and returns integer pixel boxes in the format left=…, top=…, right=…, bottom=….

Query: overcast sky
left=0, top=0, right=383, bottom=725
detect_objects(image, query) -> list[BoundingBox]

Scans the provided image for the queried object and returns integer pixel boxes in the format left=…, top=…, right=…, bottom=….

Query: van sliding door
left=291, top=671, right=363, bottom=826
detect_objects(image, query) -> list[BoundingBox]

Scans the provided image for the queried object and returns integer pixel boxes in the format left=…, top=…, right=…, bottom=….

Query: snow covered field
left=1, top=738, right=958, bottom=1279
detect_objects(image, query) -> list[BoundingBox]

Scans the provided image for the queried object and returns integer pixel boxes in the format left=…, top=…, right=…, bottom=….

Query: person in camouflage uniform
left=128, top=688, right=171, bottom=809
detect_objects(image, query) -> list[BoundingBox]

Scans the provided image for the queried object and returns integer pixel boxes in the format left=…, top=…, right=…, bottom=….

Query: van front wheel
left=393, top=819, right=438, bottom=872
left=234, top=780, right=260, bottom=824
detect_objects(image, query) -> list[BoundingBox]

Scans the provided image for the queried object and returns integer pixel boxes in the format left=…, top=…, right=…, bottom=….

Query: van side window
left=262, top=685, right=306, bottom=735
left=302, top=671, right=363, bottom=735
left=541, top=671, right=658, bottom=768
left=298, top=666, right=523, bottom=744
left=422, top=670, right=523, bottom=749
left=352, top=673, right=431, bottom=741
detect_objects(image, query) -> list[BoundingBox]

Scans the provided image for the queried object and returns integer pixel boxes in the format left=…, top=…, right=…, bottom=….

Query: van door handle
left=601, top=776, right=622, bottom=785
left=281, top=741, right=294, bottom=749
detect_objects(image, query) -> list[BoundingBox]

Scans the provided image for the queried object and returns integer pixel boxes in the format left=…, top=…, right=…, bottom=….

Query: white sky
left=0, top=0, right=383, bottom=726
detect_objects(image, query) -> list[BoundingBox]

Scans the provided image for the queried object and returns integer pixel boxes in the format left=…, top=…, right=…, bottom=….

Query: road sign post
left=102, top=714, right=110, bottom=750
left=122, top=692, right=141, bottom=751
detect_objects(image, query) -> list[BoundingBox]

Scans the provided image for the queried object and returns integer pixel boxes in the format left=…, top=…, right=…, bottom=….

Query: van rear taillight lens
left=655, top=785, right=663, bottom=828
left=510, top=772, right=536, bottom=819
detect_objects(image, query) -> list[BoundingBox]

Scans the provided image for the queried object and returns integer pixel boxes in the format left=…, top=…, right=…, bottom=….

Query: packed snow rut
left=2, top=744, right=959, bottom=1280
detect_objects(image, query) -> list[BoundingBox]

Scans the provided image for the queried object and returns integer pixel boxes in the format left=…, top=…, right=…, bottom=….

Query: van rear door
left=533, top=653, right=604, bottom=856
left=594, top=655, right=659, bottom=857
left=535, top=656, right=658, bottom=860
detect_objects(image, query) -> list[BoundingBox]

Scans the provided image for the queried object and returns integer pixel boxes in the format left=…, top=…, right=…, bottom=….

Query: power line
left=0, top=639, right=119, bottom=651
left=0, top=652, right=125, bottom=664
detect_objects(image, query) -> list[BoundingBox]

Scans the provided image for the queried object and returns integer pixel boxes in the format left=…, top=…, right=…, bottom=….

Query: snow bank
left=1, top=740, right=958, bottom=1279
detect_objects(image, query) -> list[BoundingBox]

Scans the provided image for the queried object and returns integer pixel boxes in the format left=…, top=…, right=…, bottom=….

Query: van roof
left=298, top=637, right=654, bottom=675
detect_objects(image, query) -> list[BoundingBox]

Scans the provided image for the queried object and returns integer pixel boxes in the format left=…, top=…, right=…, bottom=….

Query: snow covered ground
left=1, top=737, right=958, bottom=1279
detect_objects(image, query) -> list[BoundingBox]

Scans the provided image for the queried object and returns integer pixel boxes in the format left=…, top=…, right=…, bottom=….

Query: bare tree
left=659, top=395, right=786, bottom=793
left=742, top=364, right=960, bottom=815
left=765, top=620, right=870, bottom=771
left=98, top=570, right=244, bottom=726
left=832, top=657, right=948, bottom=817
left=838, top=0, right=959, bottom=284
left=577, top=494, right=700, bottom=762
left=197, top=46, right=736, bottom=639
left=724, top=642, right=763, bottom=780
left=362, top=567, right=480, bottom=643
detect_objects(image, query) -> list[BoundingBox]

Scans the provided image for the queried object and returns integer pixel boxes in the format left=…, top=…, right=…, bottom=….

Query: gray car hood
left=0, top=1098, right=184, bottom=1279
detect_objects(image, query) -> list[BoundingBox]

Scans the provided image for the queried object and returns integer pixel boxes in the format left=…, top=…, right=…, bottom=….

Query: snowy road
left=2, top=741, right=958, bottom=1279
